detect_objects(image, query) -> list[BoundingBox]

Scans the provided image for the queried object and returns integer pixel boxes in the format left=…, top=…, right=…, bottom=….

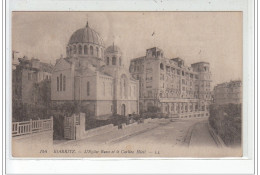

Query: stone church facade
left=51, top=22, right=139, bottom=118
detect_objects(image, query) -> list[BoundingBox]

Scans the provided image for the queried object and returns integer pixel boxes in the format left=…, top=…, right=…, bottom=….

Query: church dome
left=105, top=44, right=121, bottom=54
left=68, top=22, right=104, bottom=46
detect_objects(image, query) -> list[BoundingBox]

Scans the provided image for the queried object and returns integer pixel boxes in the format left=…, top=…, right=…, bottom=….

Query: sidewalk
left=54, top=118, right=171, bottom=147
left=189, top=120, right=219, bottom=147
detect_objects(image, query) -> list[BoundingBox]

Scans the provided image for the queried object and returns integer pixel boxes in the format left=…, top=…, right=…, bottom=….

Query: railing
left=178, top=111, right=209, bottom=118
left=12, top=117, right=53, bottom=137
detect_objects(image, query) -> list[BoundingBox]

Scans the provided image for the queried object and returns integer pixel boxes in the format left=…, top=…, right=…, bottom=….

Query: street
left=55, top=117, right=219, bottom=148
left=51, top=117, right=242, bottom=157
left=111, top=117, right=218, bottom=148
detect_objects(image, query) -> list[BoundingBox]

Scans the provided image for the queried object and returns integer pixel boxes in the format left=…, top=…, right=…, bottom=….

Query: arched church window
left=57, top=77, right=59, bottom=91
left=63, top=75, right=66, bottom=91
left=84, top=45, right=88, bottom=55
left=119, top=57, right=122, bottom=66
left=78, top=45, right=82, bottom=54
left=120, top=74, right=128, bottom=98
left=70, top=46, right=73, bottom=55
left=124, top=78, right=127, bottom=98
left=103, top=82, right=105, bottom=96
left=101, top=48, right=103, bottom=58
left=90, top=46, right=93, bottom=55
left=73, top=45, right=76, bottom=54
left=59, top=74, right=62, bottom=91
left=96, top=47, right=99, bottom=57
left=112, top=57, right=116, bottom=65
left=87, top=81, right=90, bottom=96
left=106, top=57, right=109, bottom=65
left=110, top=83, right=113, bottom=96
left=66, top=47, right=69, bottom=55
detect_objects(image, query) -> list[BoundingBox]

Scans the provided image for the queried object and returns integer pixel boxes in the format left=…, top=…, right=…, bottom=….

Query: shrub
left=147, top=106, right=161, bottom=113
left=209, top=103, right=242, bottom=146
left=85, top=114, right=127, bottom=130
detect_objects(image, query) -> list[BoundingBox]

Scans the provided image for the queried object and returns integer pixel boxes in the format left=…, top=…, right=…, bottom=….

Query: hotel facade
left=130, top=47, right=212, bottom=118
left=213, top=80, right=242, bottom=105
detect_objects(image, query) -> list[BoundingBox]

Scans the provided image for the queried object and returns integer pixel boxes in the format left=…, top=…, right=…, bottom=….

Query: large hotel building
left=213, top=80, right=242, bottom=105
left=130, top=47, right=212, bottom=118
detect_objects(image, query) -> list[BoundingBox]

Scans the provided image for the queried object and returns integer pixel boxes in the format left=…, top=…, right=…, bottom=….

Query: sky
left=12, top=12, right=242, bottom=88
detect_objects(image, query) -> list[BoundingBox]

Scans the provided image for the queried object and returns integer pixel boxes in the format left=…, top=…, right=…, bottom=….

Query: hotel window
left=171, top=104, right=174, bottom=111
left=160, top=63, right=164, bottom=70
left=84, top=45, right=88, bottom=54
left=148, top=91, right=152, bottom=97
left=63, top=75, right=66, bottom=91
left=57, top=77, right=59, bottom=91
left=90, top=46, right=93, bottom=55
left=78, top=45, right=82, bottom=54
left=28, top=73, right=32, bottom=80
left=157, top=51, right=160, bottom=57
left=106, top=57, right=109, bottom=65
left=87, top=81, right=90, bottom=96
left=112, top=57, right=116, bottom=65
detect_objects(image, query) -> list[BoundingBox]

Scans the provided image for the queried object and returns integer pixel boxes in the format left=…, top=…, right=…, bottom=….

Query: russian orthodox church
left=51, top=22, right=139, bottom=118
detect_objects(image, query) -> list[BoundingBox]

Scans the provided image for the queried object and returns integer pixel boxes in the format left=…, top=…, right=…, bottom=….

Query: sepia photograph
left=11, top=11, right=243, bottom=157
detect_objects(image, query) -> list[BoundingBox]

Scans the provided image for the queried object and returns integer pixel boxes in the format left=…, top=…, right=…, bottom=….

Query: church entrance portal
left=121, top=104, right=126, bottom=116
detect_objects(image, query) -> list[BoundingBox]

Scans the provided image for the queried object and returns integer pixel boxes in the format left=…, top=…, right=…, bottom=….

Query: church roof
left=105, top=44, right=121, bottom=53
left=68, top=22, right=104, bottom=46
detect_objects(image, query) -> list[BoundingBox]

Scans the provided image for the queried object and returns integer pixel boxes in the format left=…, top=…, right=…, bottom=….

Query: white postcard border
left=4, top=0, right=256, bottom=174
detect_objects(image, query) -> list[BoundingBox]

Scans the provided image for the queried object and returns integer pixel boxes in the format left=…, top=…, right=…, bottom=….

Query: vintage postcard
left=11, top=11, right=243, bottom=157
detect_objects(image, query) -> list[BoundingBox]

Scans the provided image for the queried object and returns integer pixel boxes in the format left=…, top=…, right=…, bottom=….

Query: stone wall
left=75, top=113, right=118, bottom=140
